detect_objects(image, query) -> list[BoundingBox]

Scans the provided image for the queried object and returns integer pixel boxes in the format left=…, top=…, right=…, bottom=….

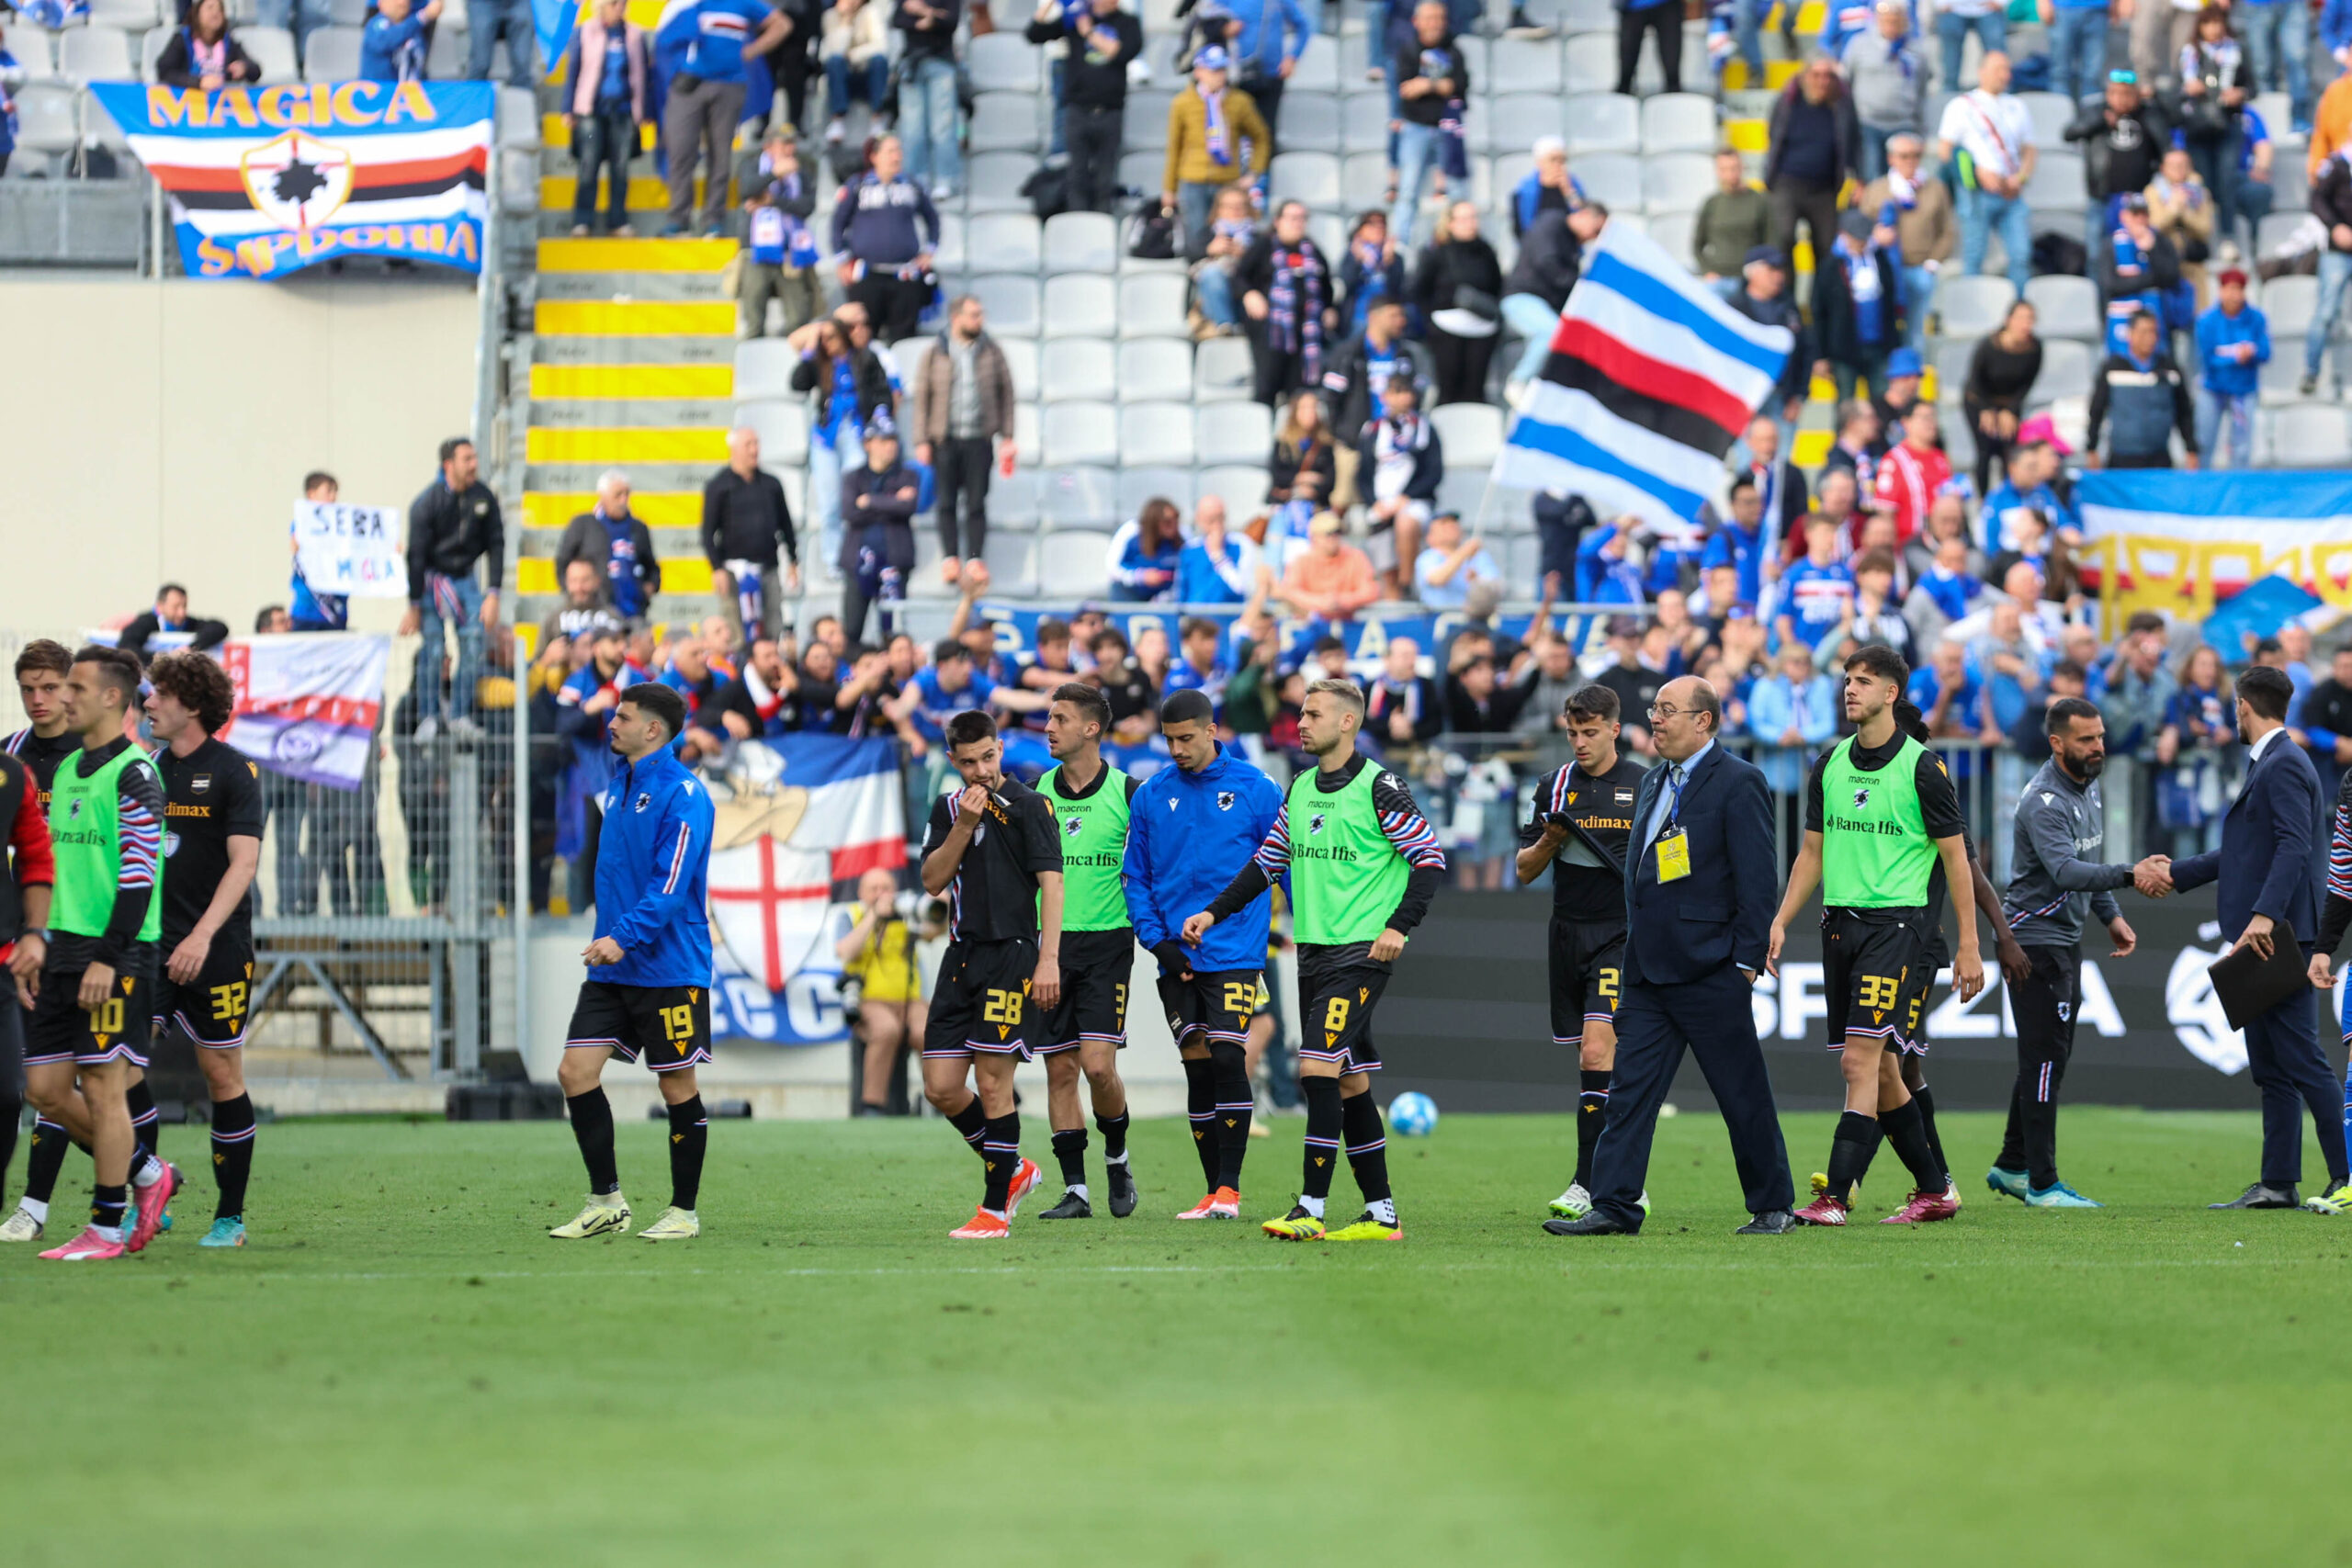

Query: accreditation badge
left=1654, top=827, right=1690, bottom=884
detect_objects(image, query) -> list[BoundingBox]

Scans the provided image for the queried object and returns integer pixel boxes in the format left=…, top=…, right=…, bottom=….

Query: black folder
left=2207, top=922, right=2309, bottom=1032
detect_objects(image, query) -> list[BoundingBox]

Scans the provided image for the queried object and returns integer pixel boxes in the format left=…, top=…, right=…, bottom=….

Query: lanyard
left=1658, top=764, right=1688, bottom=838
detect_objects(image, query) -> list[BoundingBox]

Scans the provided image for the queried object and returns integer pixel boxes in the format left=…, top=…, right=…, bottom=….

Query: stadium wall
left=0, top=273, right=479, bottom=637
left=1382, top=891, right=2275, bottom=1115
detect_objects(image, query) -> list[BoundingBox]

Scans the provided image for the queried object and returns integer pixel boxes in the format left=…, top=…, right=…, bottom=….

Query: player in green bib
left=1187, top=679, right=1445, bottom=1243
left=1032, top=682, right=1141, bottom=1220
left=19, top=646, right=179, bottom=1261
left=1769, top=644, right=1984, bottom=1228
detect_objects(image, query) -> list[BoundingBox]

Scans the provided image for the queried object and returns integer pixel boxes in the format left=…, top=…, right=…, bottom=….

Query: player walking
left=1770, top=646, right=1984, bottom=1227
left=1988, top=695, right=2145, bottom=1208
left=1, top=640, right=85, bottom=1244
left=1515, top=684, right=1649, bottom=1222
left=548, top=683, right=718, bottom=1243
left=23, top=647, right=179, bottom=1260
left=1033, top=682, right=1141, bottom=1221
left=1185, top=680, right=1445, bottom=1243
left=1830, top=700, right=2030, bottom=1208
left=1125, top=688, right=1283, bottom=1220
left=918, top=710, right=1063, bottom=1239
left=141, top=652, right=266, bottom=1247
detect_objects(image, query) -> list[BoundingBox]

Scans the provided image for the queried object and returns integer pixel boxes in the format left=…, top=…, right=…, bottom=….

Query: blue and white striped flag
left=1493, top=221, right=1793, bottom=530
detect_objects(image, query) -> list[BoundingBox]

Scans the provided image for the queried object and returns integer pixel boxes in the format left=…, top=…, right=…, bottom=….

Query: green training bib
left=1041, top=763, right=1132, bottom=933
left=49, top=746, right=163, bottom=943
left=1286, top=763, right=1408, bottom=947
left=1819, top=734, right=1934, bottom=909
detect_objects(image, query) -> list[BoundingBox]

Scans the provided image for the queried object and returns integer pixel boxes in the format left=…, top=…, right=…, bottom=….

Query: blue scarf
left=1201, top=83, right=1232, bottom=167
left=1266, top=243, right=1327, bottom=379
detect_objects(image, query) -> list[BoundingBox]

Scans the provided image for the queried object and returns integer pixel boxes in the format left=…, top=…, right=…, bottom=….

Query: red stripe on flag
left=1550, top=318, right=1755, bottom=439
left=830, top=837, right=908, bottom=886
left=143, top=147, right=489, bottom=195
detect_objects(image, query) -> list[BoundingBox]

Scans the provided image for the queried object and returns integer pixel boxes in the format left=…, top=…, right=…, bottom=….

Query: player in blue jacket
left=548, top=683, right=718, bottom=1245
left=1124, top=689, right=1284, bottom=1216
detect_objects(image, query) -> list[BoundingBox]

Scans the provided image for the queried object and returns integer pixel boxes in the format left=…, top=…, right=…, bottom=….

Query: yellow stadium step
left=533, top=299, right=736, bottom=336
left=524, top=491, right=705, bottom=531
left=535, top=235, right=738, bottom=274
left=541, top=174, right=707, bottom=213
left=1725, top=118, right=1767, bottom=154
left=521, top=555, right=717, bottom=597
left=1792, top=429, right=1832, bottom=467
left=524, top=426, right=734, bottom=464
left=530, top=363, right=737, bottom=400
left=1720, top=59, right=1801, bottom=90
left=540, top=115, right=659, bottom=152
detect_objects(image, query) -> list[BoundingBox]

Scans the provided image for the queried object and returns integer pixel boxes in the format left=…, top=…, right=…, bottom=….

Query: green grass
left=6, top=1109, right=2350, bottom=1567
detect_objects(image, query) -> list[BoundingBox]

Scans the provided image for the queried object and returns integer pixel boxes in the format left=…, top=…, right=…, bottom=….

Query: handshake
left=2132, top=856, right=2175, bottom=898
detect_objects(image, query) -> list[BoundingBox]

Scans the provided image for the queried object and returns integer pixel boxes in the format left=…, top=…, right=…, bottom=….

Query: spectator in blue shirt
left=656, top=0, right=790, bottom=235
left=1172, top=495, right=1256, bottom=604
left=1107, top=497, right=1185, bottom=602
left=2234, top=103, right=2275, bottom=244
left=1771, top=515, right=1856, bottom=652
left=1162, top=616, right=1233, bottom=710
left=1747, top=640, right=1839, bottom=847
left=1701, top=476, right=1768, bottom=609
left=1413, top=511, right=1501, bottom=609
left=360, top=0, right=439, bottom=82
left=2194, top=266, right=2269, bottom=469
left=1211, top=0, right=1315, bottom=135
left=289, top=471, right=349, bottom=633
left=1979, top=438, right=2075, bottom=552
left=2233, top=0, right=2309, bottom=138
left=1909, top=637, right=1990, bottom=740
left=1574, top=513, right=1647, bottom=605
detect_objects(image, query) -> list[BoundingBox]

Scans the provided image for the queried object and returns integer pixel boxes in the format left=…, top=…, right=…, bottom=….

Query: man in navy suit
left=2148, top=664, right=2351, bottom=1211
left=1546, top=676, right=1798, bottom=1235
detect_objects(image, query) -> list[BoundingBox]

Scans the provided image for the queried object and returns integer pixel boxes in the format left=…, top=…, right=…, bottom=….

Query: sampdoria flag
left=2077, top=470, right=2352, bottom=615
left=707, top=735, right=907, bottom=1000
left=218, top=633, right=390, bottom=792
left=1493, top=221, right=1793, bottom=530
left=90, top=82, right=492, bottom=281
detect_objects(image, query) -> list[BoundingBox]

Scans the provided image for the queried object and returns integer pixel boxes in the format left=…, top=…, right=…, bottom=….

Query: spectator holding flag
left=359, top=0, right=439, bottom=83
left=157, top=0, right=258, bottom=90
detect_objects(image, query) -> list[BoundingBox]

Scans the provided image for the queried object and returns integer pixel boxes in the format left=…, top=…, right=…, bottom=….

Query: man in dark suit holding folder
left=1546, top=676, right=1797, bottom=1236
left=2145, top=664, right=2351, bottom=1213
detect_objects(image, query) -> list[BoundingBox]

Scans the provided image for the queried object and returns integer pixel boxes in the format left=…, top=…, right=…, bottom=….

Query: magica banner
left=2077, top=471, right=2352, bottom=632
left=88, top=81, right=492, bottom=281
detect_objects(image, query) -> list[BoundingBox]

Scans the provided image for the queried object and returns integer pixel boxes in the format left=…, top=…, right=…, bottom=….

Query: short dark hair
left=1092, top=626, right=1131, bottom=657
left=254, top=605, right=286, bottom=633
left=619, top=682, right=688, bottom=741
left=1843, top=643, right=1910, bottom=690
left=1179, top=616, right=1218, bottom=643
left=156, top=581, right=187, bottom=602
left=1036, top=617, right=1072, bottom=646
left=2051, top=659, right=2088, bottom=687
left=2239, top=663, right=2294, bottom=721
left=1564, top=683, right=1620, bottom=725
left=1853, top=549, right=1896, bottom=579
left=1054, top=681, right=1113, bottom=736
left=944, top=709, right=999, bottom=750
left=1683, top=680, right=1722, bottom=734
left=2251, top=637, right=2284, bottom=660
left=1311, top=634, right=1347, bottom=656
left=70, top=645, right=142, bottom=714
left=15, top=638, right=72, bottom=681
left=933, top=637, right=969, bottom=667
left=302, top=470, right=337, bottom=494
left=1727, top=474, right=1758, bottom=498
left=1160, top=688, right=1215, bottom=728
left=2046, top=694, right=2103, bottom=735
left=2125, top=611, right=2165, bottom=637
left=438, top=435, right=474, bottom=467
left=146, top=649, right=235, bottom=734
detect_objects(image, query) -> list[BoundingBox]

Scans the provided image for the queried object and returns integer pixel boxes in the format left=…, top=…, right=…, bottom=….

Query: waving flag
left=218, top=633, right=390, bottom=791
left=1494, top=221, right=1793, bottom=530
left=89, top=82, right=492, bottom=281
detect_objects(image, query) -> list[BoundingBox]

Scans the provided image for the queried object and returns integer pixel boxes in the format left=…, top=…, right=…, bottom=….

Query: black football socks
left=566, top=1088, right=620, bottom=1196
left=125, top=1077, right=160, bottom=1164
left=1574, top=1068, right=1610, bottom=1187
left=1052, top=1126, right=1089, bottom=1191
left=1342, top=1089, right=1395, bottom=1223
left=665, top=1094, right=708, bottom=1211
left=1881, top=1099, right=1947, bottom=1195
left=1299, top=1076, right=1342, bottom=1215
left=1096, top=1109, right=1129, bottom=1168
left=1210, top=1041, right=1252, bottom=1191
left=209, top=1092, right=256, bottom=1221
left=945, top=1096, right=989, bottom=1162
left=1826, top=1111, right=1875, bottom=1203
left=1183, top=1054, right=1218, bottom=1190
left=981, top=1112, right=1021, bottom=1213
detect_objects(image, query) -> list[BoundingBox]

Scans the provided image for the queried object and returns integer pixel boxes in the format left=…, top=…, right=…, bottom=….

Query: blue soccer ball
left=1389, top=1091, right=1439, bottom=1137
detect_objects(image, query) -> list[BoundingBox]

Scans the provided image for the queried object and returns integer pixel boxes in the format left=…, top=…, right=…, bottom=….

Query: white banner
left=294, top=501, right=409, bottom=601
left=220, top=633, right=390, bottom=791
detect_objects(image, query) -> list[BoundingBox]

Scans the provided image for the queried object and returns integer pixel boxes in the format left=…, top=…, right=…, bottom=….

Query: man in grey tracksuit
left=1994, top=694, right=2152, bottom=1208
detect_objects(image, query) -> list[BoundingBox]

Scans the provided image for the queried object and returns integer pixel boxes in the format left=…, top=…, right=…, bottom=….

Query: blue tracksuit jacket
left=594, top=745, right=716, bottom=987
left=1123, top=742, right=1284, bottom=976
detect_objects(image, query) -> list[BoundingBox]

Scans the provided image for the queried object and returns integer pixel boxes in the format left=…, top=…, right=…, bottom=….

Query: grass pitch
left=4, top=1109, right=2348, bottom=1567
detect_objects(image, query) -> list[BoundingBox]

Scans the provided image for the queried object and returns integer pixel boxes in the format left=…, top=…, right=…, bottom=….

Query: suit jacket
left=2171, top=731, right=2322, bottom=942
left=1621, top=742, right=1780, bottom=987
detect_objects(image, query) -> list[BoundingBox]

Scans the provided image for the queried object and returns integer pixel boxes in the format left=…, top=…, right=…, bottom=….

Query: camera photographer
left=836, top=865, right=928, bottom=1115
